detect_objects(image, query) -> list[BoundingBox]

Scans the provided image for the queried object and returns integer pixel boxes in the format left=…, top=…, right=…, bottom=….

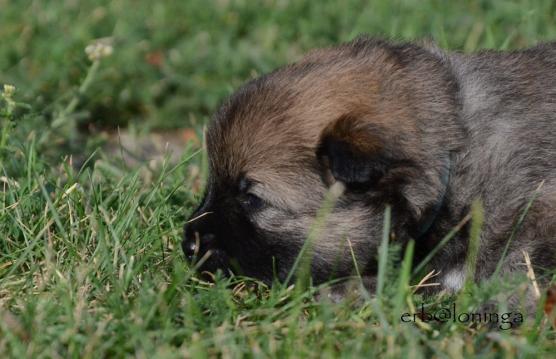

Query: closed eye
left=240, top=192, right=264, bottom=211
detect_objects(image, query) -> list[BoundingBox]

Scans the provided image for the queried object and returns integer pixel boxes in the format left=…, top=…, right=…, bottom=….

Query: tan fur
left=183, top=38, right=556, bottom=307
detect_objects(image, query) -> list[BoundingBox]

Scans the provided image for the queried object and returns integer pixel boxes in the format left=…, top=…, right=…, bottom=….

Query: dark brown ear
left=316, top=114, right=398, bottom=191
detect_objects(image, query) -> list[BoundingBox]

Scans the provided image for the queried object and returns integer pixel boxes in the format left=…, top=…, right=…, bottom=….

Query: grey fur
left=183, top=38, right=556, bottom=312
left=424, top=43, right=556, bottom=299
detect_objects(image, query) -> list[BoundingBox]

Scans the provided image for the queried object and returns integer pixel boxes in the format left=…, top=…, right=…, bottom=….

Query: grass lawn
left=1, top=0, right=556, bottom=357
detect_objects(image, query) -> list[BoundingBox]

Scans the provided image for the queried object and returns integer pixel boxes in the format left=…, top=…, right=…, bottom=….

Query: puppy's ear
left=316, top=114, right=394, bottom=190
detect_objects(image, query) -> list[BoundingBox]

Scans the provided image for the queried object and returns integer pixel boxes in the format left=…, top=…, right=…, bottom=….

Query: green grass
left=1, top=0, right=556, bottom=357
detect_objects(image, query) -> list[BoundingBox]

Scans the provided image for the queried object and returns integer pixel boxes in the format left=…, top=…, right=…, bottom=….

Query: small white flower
left=2, top=84, right=16, bottom=116
left=85, top=39, right=114, bottom=61
left=2, top=84, right=15, bottom=98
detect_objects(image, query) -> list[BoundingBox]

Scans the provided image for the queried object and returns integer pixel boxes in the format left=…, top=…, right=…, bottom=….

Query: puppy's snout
left=183, top=212, right=217, bottom=261
left=182, top=231, right=216, bottom=260
left=182, top=239, right=197, bottom=258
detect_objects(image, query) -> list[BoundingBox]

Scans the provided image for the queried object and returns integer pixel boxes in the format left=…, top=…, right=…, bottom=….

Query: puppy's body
left=183, top=38, right=556, bottom=299
left=424, top=46, right=556, bottom=291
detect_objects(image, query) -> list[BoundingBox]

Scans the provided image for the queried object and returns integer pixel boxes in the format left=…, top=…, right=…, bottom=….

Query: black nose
left=182, top=237, right=198, bottom=258
left=183, top=209, right=218, bottom=261
left=184, top=184, right=219, bottom=259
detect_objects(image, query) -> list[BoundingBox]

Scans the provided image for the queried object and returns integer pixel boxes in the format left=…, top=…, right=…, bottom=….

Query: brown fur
left=183, top=37, right=556, bottom=312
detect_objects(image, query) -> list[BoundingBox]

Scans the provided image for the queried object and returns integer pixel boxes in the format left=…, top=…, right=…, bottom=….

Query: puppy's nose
left=182, top=232, right=216, bottom=261
left=182, top=239, right=197, bottom=259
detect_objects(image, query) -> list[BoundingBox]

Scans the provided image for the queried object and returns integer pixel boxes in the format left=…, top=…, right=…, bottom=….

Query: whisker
left=185, top=211, right=213, bottom=224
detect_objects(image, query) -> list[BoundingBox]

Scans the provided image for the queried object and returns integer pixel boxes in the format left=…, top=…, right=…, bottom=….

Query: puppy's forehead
left=206, top=77, right=314, bottom=181
left=205, top=41, right=408, bottom=182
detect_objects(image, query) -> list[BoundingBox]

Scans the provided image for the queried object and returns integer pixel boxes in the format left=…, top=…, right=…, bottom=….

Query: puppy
left=183, top=37, right=556, bottom=302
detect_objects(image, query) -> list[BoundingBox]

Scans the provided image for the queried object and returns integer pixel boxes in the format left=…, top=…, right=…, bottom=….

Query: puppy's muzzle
left=182, top=213, right=217, bottom=262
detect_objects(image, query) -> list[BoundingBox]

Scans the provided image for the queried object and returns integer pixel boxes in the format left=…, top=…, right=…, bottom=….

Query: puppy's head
left=183, top=38, right=464, bottom=284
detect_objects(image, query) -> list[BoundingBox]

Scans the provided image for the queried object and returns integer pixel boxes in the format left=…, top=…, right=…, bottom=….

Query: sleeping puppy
left=182, top=37, right=556, bottom=302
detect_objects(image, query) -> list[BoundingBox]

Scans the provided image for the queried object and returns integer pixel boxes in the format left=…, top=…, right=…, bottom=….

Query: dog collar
left=416, top=154, right=452, bottom=239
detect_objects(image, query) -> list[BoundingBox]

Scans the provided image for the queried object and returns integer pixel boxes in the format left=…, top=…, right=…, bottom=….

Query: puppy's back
left=443, top=43, right=556, bottom=277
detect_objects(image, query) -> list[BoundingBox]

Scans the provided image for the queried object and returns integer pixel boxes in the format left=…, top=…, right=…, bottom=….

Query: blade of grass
left=493, top=181, right=544, bottom=277
left=464, top=199, right=483, bottom=288
left=284, top=181, right=345, bottom=290
left=376, top=205, right=391, bottom=299
left=412, top=213, right=472, bottom=277
left=394, top=239, right=415, bottom=317
left=458, top=199, right=484, bottom=307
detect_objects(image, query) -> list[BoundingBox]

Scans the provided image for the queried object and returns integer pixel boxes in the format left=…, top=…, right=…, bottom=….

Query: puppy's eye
left=240, top=192, right=264, bottom=211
